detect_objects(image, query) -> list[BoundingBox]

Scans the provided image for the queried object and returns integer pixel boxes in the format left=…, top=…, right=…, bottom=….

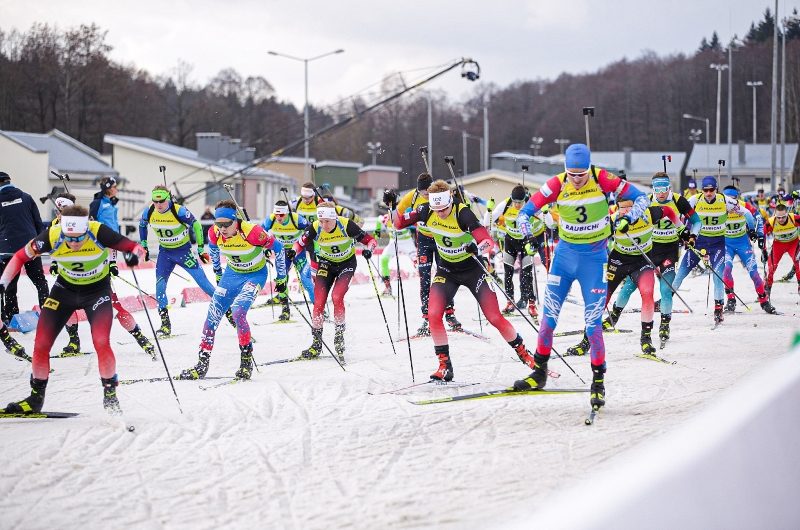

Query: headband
left=273, top=205, right=289, bottom=215
left=214, top=207, right=238, bottom=220
left=55, top=197, right=74, bottom=210
left=61, top=216, right=89, bottom=235
left=428, top=190, right=452, bottom=211
left=152, top=189, right=170, bottom=201
left=300, top=187, right=315, bottom=198
left=317, top=206, right=337, bottom=220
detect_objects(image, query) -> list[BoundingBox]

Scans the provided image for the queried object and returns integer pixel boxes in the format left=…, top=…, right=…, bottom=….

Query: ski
left=199, top=377, right=244, bottom=391
left=116, top=333, right=186, bottom=346
left=509, top=357, right=562, bottom=378
left=554, top=328, right=633, bottom=338
left=369, top=380, right=479, bottom=396
left=119, top=375, right=229, bottom=385
left=725, top=310, right=786, bottom=316
left=0, top=410, right=79, bottom=419
left=623, top=308, right=689, bottom=314
left=585, top=405, right=600, bottom=425
left=452, top=328, right=491, bottom=342
left=411, top=387, right=589, bottom=405
left=395, top=333, right=430, bottom=343
left=635, top=353, right=676, bottom=365
left=6, top=349, right=33, bottom=362
left=50, top=351, right=94, bottom=359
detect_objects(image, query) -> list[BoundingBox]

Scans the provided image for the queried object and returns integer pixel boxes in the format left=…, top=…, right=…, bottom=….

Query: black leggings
left=0, top=257, right=49, bottom=322
left=312, top=257, right=356, bottom=328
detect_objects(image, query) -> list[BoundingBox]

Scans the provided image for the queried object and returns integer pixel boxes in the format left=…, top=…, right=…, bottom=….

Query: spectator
left=0, top=171, right=49, bottom=323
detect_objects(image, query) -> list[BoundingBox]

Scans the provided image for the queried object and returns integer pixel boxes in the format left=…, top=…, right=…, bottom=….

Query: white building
left=685, top=141, right=799, bottom=192
left=0, top=129, right=120, bottom=220
left=104, top=133, right=297, bottom=222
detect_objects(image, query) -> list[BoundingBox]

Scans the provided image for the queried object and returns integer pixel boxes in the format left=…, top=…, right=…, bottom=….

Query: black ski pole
left=50, top=170, right=71, bottom=193
left=366, top=257, right=399, bottom=356
left=113, top=275, right=158, bottom=303
left=626, top=237, right=694, bottom=313
left=126, top=255, right=183, bottom=414
left=159, top=165, right=167, bottom=187
left=688, top=246, right=750, bottom=310
left=471, top=254, right=585, bottom=384
left=387, top=197, right=415, bottom=382
left=287, top=293, right=345, bottom=372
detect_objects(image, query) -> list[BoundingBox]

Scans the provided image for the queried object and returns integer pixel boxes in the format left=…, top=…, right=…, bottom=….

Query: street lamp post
left=746, top=81, right=763, bottom=144
left=530, top=136, right=544, bottom=156
left=267, top=48, right=345, bottom=182
left=709, top=63, right=728, bottom=145
left=682, top=113, right=711, bottom=169
left=442, top=126, right=483, bottom=176
left=366, top=141, right=383, bottom=165
left=554, top=138, right=570, bottom=155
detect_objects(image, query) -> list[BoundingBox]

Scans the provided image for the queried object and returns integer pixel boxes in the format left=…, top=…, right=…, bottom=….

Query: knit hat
left=688, top=180, right=697, bottom=188
left=511, top=185, right=526, bottom=201
left=564, top=144, right=591, bottom=170
left=701, top=176, right=717, bottom=190
left=0, top=171, right=10, bottom=183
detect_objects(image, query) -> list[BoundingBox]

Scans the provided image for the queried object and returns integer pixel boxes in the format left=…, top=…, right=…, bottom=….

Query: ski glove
left=757, top=236, right=766, bottom=250
left=523, top=237, right=540, bottom=256
left=122, top=253, right=138, bottom=268
left=49, top=262, right=58, bottom=276
left=615, top=217, right=631, bottom=234
left=382, top=189, right=398, bottom=208
left=109, top=262, right=120, bottom=276
left=761, top=250, right=768, bottom=264
left=142, top=241, right=150, bottom=262
left=284, top=248, right=296, bottom=262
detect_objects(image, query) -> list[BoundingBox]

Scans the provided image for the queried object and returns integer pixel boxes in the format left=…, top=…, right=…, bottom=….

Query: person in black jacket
left=0, top=172, right=49, bottom=323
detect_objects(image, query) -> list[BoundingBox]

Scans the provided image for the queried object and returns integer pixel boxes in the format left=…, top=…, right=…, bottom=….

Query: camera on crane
left=461, top=60, right=481, bottom=82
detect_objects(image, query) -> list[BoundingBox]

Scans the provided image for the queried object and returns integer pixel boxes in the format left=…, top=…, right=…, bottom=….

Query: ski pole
left=286, top=292, right=345, bottom=372
left=113, top=275, right=158, bottom=303
left=50, top=170, right=71, bottom=193
left=470, top=254, right=585, bottom=385
left=688, top=246, right=750, bottom=310
left=626, top=237, right=694, bottom=313
left=293, top=266, right=313, bottom=322
left=387, top=199, right=415, bottom=382
left=126, top=255, right=183, bottom=414
left=159, top=165, right=167, bottom=187
left=366, top=257, right=399, bottom=356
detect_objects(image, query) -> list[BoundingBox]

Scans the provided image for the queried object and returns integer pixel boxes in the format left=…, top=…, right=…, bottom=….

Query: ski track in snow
left=0, top=261, right=796, bottom=529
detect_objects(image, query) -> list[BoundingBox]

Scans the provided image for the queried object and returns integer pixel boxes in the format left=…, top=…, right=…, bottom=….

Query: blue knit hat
left=564, top=143, right=591, bottom=170
left=701, top=176, right=717, bottom=190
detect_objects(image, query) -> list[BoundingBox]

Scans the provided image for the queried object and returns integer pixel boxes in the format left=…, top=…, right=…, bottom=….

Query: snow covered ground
left=0, top=257, right=797, bottom=529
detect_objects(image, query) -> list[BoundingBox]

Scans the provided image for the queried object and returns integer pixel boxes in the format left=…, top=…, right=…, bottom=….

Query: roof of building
left=359, top=164, right=403, bottom=173
left=589, top=151, right=688, bottom=176
left=315, top=160, right=362, bottom=169
left=104, top=134, right=294, bottom=184
left=461, top=169, right=551, bottom=187
left=686, top=143, right=799, bottom=172
left=1, top=129, right=117, bottom=175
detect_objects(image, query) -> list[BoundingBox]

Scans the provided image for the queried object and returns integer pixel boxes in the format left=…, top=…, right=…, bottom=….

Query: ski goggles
left=775, top=213, right=789, bottom=222
left=152, top=190, right=170, bottom=203
left=565, top=169, right=589, bottom=178
left=64, top=233, right=89, bottom=243
left=652, top=185, right=671, bottom=194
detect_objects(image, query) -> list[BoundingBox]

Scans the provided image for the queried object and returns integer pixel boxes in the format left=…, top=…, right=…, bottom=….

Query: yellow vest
left=314, top=217, right=356, bottom=262
left=48, top=221, right=110, bottom=285
left=213, top=221, right=267, bottom=273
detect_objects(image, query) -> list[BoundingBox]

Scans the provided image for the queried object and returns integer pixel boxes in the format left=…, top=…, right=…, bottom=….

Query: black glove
left=747, top=229, right=757, bottom=242
left=757, top=236, right=766, bottom=250
left=362, top=248, right=373, bottom=261
left=523, top=237, right=540, bottom=256
left=615, top=217, right=631, bottom=234
left=142, top=244, right=150, bottom=262
left=109, top=262, right=120, bottom=276
left=275, top=277, right=287, bottom=293
left=122, top=253, right=138, bottom=268
left=284, top=248, right=296, bottom=262
left=382, top=189, right=398, bottom=208
left=49, top=262, right=58, bottom=276
left=761, top=250, right=768, bottom=264
left=465, top=242, right=479, bottom=255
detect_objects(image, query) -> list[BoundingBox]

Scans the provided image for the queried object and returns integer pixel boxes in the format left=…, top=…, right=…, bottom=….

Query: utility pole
left=746, top=81, right=763, bottom=144
left=710, top=63, right=728, bottom=145
left=770, top=0, right=779, bottom=193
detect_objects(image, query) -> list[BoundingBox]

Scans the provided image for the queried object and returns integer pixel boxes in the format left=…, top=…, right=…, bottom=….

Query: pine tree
left=709, top=31, right=722, bottom=51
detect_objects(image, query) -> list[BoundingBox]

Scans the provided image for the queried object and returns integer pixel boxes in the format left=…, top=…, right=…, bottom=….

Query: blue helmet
left=701, top=176, right=717, bottom=190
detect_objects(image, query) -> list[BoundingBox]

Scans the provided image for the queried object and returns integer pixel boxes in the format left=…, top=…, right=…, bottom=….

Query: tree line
left=0, top=8, right=797, bottom=190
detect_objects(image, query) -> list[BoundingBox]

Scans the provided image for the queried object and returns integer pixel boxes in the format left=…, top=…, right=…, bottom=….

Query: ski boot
left=510, top=334, right=535, bottom=369
left=278, top=298, right=291, bottom=322
left=590, top=364, right=606, bottom=410
left=61, top=323, right=82, bottom=356
left=416, top=314, right=431, bottom=337
left=430, top=348, right=454, bottom=382
left=780, top=269, right=795, bottom=282
left=130, top=325, right=156, bottom=361
left=713, top=299, right=724, bottom=325
left=157, top=308, right=172, bottom=336
left=566, top=334, right=590, bottom=356
left=235, top=343, right=254, bottom=379
left=528, top=301, right=539, bottom=324
left=178, top=350, right=211, bottom=379
left=513, top=352, right=549, bottom=390
left=0, top=325, right=29, bottom=361
left=334, top=324, right=346, bottom=364
left=102, top=375, right=122, bottom=416
left=723, top=289, right=736, bottom=313
left=658, top=314, right=671, bottom=344
left=381, top=276, right=393, bottom=297
left=300, top=328, right=323, bottom=359
left=444, top=307, right=462, bottom=331
left=4, top=375, right=47, bottom=413
left=602, top=304, right=623, bottom=331
left=515, top=298, right=526, bottom=310
left=640, top=321, right=657, bottom=355
left=758, top=291, right=777, bottom=314
left=502, top=300, right=516, bottom=315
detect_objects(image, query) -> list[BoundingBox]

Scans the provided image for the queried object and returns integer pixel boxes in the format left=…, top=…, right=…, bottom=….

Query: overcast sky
left=3, top=0, right=796, bottom=111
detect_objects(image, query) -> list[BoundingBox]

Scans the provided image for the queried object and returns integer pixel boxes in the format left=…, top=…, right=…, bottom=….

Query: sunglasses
left=215, top=220, right=235, bottom=228
left=153, top=199, right=168, bottom=204
left=703, top=188, right=716, bottom=193
left=64, top=233, right=88, bottom=243
left=566, top=170, right=589, bottom=178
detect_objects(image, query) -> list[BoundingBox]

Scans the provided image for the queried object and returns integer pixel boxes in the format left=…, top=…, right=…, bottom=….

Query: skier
left=510, top=143, right=649, bottom=412
left=718, top=185, right=775, bottom=313
left=261, top=199, right=315, bottom=320
left=764, top=203, right=800, bottom=296
left=603, top=173, right=701, bottom=346
left=488, top=185, right=541, bottom=319
left=565, top=196, right=680, bottom=357
left=292, top=182, right=320, bottom=223
left=0, top=204, right=144, bottom=414
left=391, top=180, right=538, bottom=381
left=90, top=176, right=156, bottom=358
left=179, top=200, right=286, bottom=380
left=375, top=213, right=416, bottom=297
left=139, top=186, right=216, bottom=336
left=292, top=201, right=376, bottom=363
left=390, top=173, right=462, bottom=336
left=672, top=176, right=764, bottom=325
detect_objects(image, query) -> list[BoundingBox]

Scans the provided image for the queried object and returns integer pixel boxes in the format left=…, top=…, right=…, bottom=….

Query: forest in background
left=0, top=8, right=798, bottom=187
